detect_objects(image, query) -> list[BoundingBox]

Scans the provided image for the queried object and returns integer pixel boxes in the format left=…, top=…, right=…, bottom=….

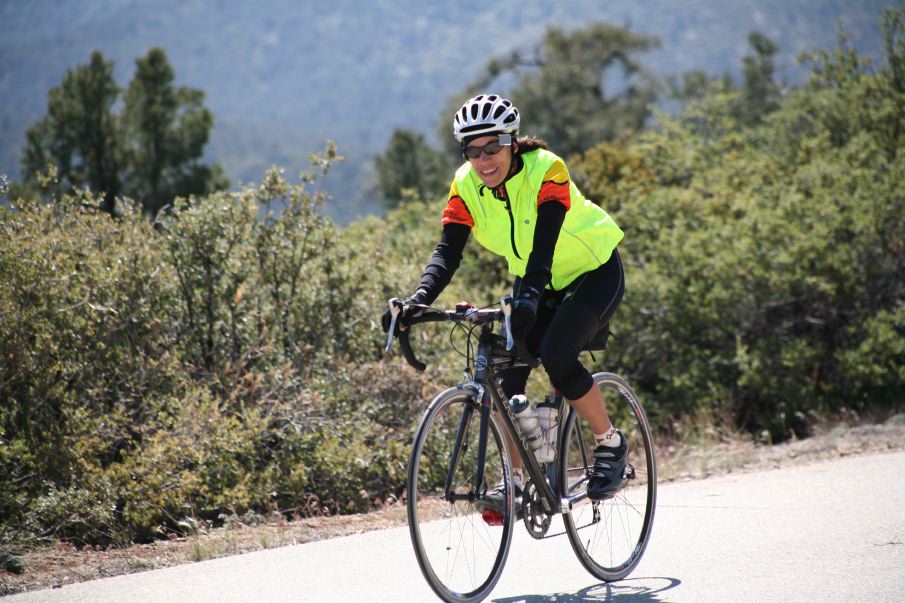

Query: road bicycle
left=385, top=296, right=657, bottom=603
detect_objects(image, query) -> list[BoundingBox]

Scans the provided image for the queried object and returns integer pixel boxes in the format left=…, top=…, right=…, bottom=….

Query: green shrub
left=574, top=16, right=904, bottom=440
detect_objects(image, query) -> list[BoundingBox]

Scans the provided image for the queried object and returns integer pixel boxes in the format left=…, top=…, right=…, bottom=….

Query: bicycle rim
left=407, top=388, right=513, bottom=602
left=560, top=373, right=657, bottom=582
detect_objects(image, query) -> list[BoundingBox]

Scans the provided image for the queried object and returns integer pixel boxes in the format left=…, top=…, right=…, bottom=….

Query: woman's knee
left=547, top=362, right=594, bottom=400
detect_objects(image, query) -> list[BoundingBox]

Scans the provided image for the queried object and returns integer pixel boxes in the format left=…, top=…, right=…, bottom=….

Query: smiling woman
left=383, top=93, right=629, bottom=509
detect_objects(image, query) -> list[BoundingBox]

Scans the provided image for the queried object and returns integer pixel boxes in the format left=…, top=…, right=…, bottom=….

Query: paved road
left=10, top=451, right=905, bottom=602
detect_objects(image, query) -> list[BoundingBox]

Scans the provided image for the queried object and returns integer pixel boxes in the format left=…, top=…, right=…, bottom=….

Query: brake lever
left=501, top=295, right=514, bottom=351
left=385, top=298, right=402, bottom=353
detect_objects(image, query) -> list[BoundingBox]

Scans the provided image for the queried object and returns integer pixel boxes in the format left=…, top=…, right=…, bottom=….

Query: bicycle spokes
left=560, top=373, right=657, bottom=582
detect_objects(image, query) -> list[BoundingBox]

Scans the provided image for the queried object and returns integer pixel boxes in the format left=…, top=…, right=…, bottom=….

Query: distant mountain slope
left=0, top=0, right=891, bottom=220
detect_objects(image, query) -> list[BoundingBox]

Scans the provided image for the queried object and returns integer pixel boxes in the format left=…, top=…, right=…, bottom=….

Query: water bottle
left=509, top=395, right=544, bottom=456
left=535, top=397, right=559, bottom=463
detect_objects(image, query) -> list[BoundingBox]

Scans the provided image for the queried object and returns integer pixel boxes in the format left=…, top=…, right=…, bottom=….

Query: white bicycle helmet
left=453, top=94, right=520, bottom=143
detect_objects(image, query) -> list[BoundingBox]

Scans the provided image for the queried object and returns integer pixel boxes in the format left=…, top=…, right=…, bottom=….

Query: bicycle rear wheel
left=559, top=372, right=657, bottom=582
left=407, top=388, right=514, bottom=603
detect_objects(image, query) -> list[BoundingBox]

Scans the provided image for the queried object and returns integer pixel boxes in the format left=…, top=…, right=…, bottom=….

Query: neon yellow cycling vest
left=454, top=148, right=624, bottom=291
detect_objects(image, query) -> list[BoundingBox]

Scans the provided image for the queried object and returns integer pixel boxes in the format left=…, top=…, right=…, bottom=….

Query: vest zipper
left=503, top=197, right=522, bottom=260
left=486, top=182, right=523, bottom=261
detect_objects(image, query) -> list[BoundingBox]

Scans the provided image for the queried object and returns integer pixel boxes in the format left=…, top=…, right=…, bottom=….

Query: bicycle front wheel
left=559, top=372, right=657, bottom=582
left=407, top=388, right=514, bottom=603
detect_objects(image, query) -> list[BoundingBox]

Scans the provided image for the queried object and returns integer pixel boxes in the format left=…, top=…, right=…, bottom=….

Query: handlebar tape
left=398, top=330, right=427, bottom=372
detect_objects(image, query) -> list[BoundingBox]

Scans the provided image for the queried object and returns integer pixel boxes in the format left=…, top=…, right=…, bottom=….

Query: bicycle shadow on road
left=492, top=577, right=681, bottom=602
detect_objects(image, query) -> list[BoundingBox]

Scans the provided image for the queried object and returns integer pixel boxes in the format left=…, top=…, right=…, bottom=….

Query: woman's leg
left=569, top=386, right=612, bottom=434
left=541, top=250, right=625, bottom=434
left=494, top=289, right=559, bottom=474
left=541, top=251, right=628, bottom=498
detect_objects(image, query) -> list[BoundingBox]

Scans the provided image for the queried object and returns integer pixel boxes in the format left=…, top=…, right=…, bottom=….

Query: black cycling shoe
left=587, top=431, right=628, bottom=500
left=475, top=480, right=524, bottom=517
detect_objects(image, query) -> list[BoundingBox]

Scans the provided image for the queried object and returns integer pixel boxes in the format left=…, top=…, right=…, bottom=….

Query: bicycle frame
left=448, top=324, right=583, bottom=517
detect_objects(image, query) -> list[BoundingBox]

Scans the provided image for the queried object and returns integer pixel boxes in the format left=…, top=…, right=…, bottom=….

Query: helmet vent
left=452, top=93, right=521, bottom=142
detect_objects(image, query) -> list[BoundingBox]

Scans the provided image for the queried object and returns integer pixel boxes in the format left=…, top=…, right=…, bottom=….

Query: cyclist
left=384, top=94, right=627, bottom=512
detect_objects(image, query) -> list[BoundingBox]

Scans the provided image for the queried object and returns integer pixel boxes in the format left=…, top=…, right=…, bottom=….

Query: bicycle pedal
left=481, top=509, right=504, bottom=526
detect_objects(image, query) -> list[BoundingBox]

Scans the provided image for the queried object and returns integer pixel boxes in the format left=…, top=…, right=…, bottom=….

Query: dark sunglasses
left=463, top=135, right=512, bottom=159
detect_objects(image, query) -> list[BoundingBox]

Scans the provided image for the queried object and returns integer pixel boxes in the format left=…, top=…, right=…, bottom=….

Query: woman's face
left=464, top=135, right=513, bottom=189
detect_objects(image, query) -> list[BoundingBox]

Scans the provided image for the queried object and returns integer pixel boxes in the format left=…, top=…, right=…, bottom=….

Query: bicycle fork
left=442, top=397, right=488, bottom=503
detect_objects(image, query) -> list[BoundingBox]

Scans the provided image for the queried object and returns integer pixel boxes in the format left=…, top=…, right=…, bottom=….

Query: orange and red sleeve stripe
left=442, top=180, right=475, bottom=228
left=537, top=159, right=571, bottom=210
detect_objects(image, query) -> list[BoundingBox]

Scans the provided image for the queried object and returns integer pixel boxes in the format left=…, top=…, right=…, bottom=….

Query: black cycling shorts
left=500, top=248, right=625, bottom=401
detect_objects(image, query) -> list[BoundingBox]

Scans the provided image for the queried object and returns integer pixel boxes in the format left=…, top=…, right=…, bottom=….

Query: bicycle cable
left=448, top=321, right=473, bottom=374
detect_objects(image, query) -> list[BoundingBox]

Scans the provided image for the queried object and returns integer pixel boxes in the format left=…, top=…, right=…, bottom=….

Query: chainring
left=522, top=477, right=552, bottom=539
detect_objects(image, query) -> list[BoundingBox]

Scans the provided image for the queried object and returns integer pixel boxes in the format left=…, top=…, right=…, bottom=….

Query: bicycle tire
left=407, top=388, right=514, bottom=602
left=559, top=372, right=657, bottom=582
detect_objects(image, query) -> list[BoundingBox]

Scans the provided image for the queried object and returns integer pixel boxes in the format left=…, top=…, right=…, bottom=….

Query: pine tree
left=122, top=47, right=227, bottom=216
left=20, top=48, right=227, bottom=216
left=735, top=32, right=782, bottom=126
left=21, top=51, right=122, bottom=212
left=375, top=128, right=452, bottom=208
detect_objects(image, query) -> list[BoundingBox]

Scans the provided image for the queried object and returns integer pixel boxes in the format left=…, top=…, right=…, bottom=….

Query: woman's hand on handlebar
left=381, top=291, right=429, bottom=335
left=382, top=295, right=430, bottom=372
left=509, top=285, right=540, bottom=340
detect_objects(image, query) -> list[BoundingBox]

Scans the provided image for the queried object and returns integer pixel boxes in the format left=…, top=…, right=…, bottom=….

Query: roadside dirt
left=3, top=417, right=903, bottom=597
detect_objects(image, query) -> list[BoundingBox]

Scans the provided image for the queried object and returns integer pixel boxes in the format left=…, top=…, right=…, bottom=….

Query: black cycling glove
left=381, top=290, right=429, bottom=334
left=509, top=285, right=541, bottom=340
